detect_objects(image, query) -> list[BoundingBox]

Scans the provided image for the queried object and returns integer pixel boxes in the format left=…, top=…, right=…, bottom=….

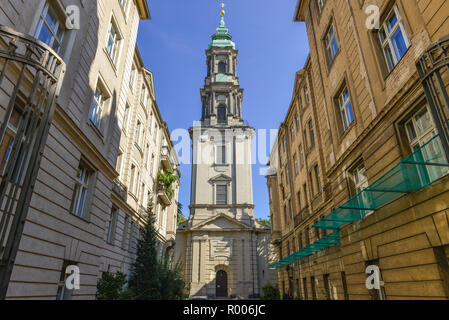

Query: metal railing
left=0, top=25, right=66, bottom=299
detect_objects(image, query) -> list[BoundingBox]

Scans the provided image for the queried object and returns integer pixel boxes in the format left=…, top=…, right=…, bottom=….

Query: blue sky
left=137, top=0, right=309, bottom=220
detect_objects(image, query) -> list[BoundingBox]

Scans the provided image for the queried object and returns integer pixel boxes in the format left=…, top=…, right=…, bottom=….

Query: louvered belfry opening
left=0, top=25, right=65, bottom=298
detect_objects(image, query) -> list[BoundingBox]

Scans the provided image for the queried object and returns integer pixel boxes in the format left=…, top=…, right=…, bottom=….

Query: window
left=217, top=105, right=227, bottom=124
left=379, top=5, right=411, bottom=72
left=309, top=171, right=315, bottom=196
left=122, top=215, right=129, bottom=249
left=216, top=185, right=227, bottom=205
left=341, top=272, right=349, bottom=300
left=290, top=126, right=295, bottom=142
left=317, top=0, right=326, bottom=14
left=216, top=145, right=227, bottom=165
left=299, top=145, right=304, bottom=167
left=129, top=164, right=136, bottom=195
left=134, top=120, right=142, bottom=146
left=308, top=120, right=315, bottom=146
left=218, top=62, right=226, bottom=74
left=283, top=135, right=288, bottom=154
left=119, top=0, right=128, bottom=12
left=294, top=154, right=299, bottom=175
left=325, top=23, right=339, bottom=64
left=89, top=84, right=107, bottom=130
left=34, top=3, right=65, bottom=53
left=297, top=231, right=303, bottom=249
left=302, top=278, right=308, bottom=300
left=71, top=162, right=93, bottom=218
left=295, top=113, right=300, bottom=131
left=305, top=226, right=310, bottom=246
left=107, top=207, right=118, bottom=244
left=129, top=62, right=137, bottom=89
left=311, top=276, right=317, bottom=300
left=284, top=205, right=289, bottom=226
left=338, top=86, right=354, bottom=131
left=314, top=164, right=322, bottom=193
left=323, top=274, right=333, bottom=300
left=297, top=191, right=301, bottom=210
left=56, top=260, right=76, bottom=300
left=116, top=150, right=123, bottom=177
left=405, top=107, right=436, bottom=151
left=123, top=103, right=130, bottom=132
left=106, top=19, right=121, bottom=63
left=352, top=163, right=368, bottom=193
left=140, top=85, right=147, bottom=105
left=304, top=86, right=310, bottom=104
left=303, top=183, right=308, bottom=205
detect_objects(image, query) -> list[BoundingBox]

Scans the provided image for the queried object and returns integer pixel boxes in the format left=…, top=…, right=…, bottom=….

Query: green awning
left=269, top=135, right=449, bottom=269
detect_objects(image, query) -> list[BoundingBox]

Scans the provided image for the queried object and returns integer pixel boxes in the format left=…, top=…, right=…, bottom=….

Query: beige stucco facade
left=0, top=0, right=180, bottom=300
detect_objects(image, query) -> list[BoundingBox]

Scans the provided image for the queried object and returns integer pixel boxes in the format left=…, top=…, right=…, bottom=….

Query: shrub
left=260, top=283, right=281, bottom=300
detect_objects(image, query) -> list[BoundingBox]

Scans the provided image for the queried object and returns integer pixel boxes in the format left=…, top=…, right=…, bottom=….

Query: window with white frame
left=106, top=18, right=121, bottom=63
left=216, top=184, right=228, bottom=205
left=405, top=107, right=436, bottom=151
left=338, top=86, right=354, bottom=131
left=317, top=0, right=326, bottom=14
left=71, top=161, right=93, bottom=218
left=379, top=5, right=411, bottom=72
left=34, top=2, right=65, bottom=53
left=325, top=23, right=339, bottom=64
left=89, top=83, right=108, bottom=130
left=352, top=163, right=368, bottom=194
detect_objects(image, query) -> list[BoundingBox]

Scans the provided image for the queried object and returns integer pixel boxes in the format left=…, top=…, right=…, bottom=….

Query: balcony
left=157, top=184, right=172, bottom=206
left=160, top=145, right=176, bottom=171
left=112, top=179, right=128, bottom=201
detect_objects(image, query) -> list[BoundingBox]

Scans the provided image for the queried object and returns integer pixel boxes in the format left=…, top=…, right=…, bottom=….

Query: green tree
left=128, top=198, right=161, bottom=300
left=257, top=217, right=271, bottom=227
left=158, top=253, right=186, bottom=300
left=260, top=283, right=281, bottom=300
left=177, top=202, right=187, bottom=225
left=96, top=272, right=133, bottom=300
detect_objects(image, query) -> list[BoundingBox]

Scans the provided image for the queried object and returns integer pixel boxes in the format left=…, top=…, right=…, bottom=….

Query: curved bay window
left=217, top=104, right=227, bottom=124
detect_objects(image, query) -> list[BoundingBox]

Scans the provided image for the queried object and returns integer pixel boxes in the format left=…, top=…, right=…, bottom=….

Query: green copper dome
left=209, top=16, right=236, bottom=49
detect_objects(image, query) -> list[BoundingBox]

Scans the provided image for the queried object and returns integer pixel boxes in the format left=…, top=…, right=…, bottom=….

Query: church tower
left=175, top=4, right=277, bottom=299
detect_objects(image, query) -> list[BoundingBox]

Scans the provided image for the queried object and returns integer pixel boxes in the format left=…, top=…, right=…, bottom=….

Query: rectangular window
left=379, top=5, right=411, bottom=72
left=297, top=191, right=301, bottom=210
left=297, top=231, right=303, bottom=249
left=134, top=120, right=142, bottom=146
left=352, top=163, right=368, bottom=193
left=89, top=85, right=106, bottom=130
left=216, top=185, right=228, bottom=205
left=325, top=23, right=339, bottom=64
left=290, top=126, right=295, bottom=142
left=294, top=154, right=299, bottom=175
left=122, top=215, right=129, bottom=249
left=309, top=171, right=315, bottom=196
left=129, top=62, right=136, bottom=89
left=308, top=120, right=315, bottom=146
left=305, top=226, right=310, bottom=246
left=295, top=113, right=300, bottom=131
left=284, top=205, right=289, bottom=226
left=311, top=276, right=317, bottom=300
left=338, top=86, right=354, bottom=131
left=304, top=86, right=310, bottom=104
left=317, top=0, right=326, bottom=14
left=323, top=274, right=332, bottom=300
left=106, top=19, right=121, bottom=63
left=303, top=183, right=308, bottom=205
left=341, top=271, right=349, bottom=300
left=56, top=260, right=76, bottom=300
left=404, top=106, right=436, bottom=151
left=299, top=145, right=304, bottom=167
left=123, top=103, right=130, bottom=132
left=119, top=0, right=128, bottom=12
left=314, top=164, right=322, bottom=192
left=71, top=162, right=92, bottom=218
left=107, top=207, right=118, bottom=244
left=216, top=145, right=227, bottom=165
left=303, top=278, right=308, bottom=300
left=34, top=3, right=65, bottom=53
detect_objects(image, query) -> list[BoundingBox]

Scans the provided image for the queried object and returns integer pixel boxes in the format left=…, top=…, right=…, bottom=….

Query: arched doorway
left=216, top=270, right=228, bottom=298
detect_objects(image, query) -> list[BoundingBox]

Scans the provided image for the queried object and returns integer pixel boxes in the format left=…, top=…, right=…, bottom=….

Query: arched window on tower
left=217, top=105, right=227, bottom=124
left=218, top=62, right=226, bottom=74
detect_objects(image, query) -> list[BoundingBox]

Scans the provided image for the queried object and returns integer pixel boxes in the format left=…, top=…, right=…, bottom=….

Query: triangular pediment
left=191, top=214, right=252, bottom=231
left=209, top=174, right=232, bottom=183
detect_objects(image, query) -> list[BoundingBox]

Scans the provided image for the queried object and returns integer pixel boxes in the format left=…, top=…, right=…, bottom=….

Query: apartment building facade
left=0, top=0, right=180, bottom=300
left=269, top=0, right=449, bottom=300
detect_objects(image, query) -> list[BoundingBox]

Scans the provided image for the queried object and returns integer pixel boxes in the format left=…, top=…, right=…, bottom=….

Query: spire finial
left=220, top=2, right=226, bottom=17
